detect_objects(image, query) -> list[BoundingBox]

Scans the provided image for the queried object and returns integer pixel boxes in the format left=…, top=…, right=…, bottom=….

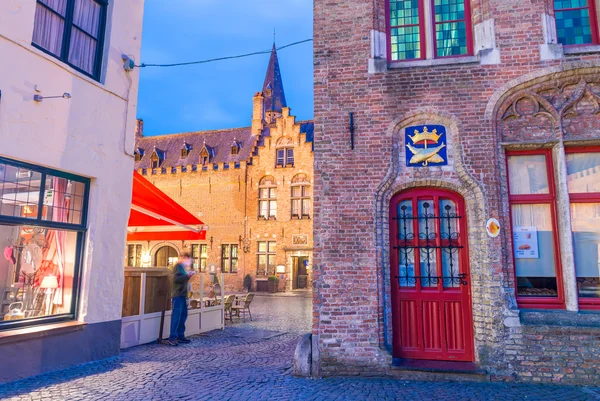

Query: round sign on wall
left=486, top=218, right=501, bottom=238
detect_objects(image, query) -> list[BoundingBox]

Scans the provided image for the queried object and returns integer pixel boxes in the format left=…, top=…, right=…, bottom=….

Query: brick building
left=312, top=0, right=600, bottom=385
left=131, top=46, right=314, bottom=293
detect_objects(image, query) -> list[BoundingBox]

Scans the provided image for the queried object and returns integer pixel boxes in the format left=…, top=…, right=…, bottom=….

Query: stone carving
left=498, top=77, right=600, bottom=141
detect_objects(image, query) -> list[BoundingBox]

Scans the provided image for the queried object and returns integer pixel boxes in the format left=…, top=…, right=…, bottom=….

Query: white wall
left=0, top=0, right=145, bottom=324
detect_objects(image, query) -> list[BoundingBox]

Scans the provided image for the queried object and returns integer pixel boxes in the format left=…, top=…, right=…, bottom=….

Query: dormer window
left=150, top=148, right=165, bottom=169
left=181, top=142, right=191, bottom=159
left=231, top=140, right=240, bottom=155
left=151, top=157, right=159, bottom=169
left=134, top=148, right=144, bottom=162
left=199, top=144, right=213, bottom=166
left=202, top=156, right=208, bottom=166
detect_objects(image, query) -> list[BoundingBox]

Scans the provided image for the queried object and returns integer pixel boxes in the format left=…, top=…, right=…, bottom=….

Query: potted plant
left=243, top=274, right=252, bottom=292
left=267, top=275, right=279, bottom=293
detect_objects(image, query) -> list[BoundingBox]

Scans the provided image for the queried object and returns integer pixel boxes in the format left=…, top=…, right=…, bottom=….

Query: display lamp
left=40, top=275, right=59, bottom=316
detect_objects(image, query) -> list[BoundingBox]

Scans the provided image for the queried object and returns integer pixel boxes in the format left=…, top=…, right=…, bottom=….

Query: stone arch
left=374, top=109, right=507, bottom=366
left=291, top=173, right=309, bottom=184
left=275, top=136, right=294, bottom=147
left=259, top=175, right=276, bottom=187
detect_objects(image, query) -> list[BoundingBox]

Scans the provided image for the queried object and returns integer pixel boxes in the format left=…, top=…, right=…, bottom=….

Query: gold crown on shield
left=409, top=127, right=442, bottom=144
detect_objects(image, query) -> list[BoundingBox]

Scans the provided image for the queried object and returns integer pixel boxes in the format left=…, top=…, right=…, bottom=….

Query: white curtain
left=68, top=0, right=100, bottom=74
left=33, top=0, right=67, bottom=56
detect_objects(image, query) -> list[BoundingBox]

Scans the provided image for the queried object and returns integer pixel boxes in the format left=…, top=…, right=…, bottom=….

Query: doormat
left=227, top=328, right=285, bottom=340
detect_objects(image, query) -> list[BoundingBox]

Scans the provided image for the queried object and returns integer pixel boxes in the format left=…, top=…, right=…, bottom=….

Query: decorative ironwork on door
left=394, top=201, right=467, bottom=288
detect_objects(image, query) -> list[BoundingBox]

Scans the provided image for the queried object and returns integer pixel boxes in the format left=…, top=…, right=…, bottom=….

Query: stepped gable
left=134, top=127, right=255, bottom=169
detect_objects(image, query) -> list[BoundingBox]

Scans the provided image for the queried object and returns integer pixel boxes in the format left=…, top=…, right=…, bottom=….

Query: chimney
left=135, top=118, right=144, bottom=139
left=251, top=92, right=264, bottom=135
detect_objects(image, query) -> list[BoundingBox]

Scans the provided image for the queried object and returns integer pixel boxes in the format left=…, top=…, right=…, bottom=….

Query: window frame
left=256, top=241, right=276, bottom=276
left=258, top=185, right=277, bottom=220
left=505, top=149, right=565, bottom=309
left=565, top=146, right=600, bottom=310
left=32, top=0, right=108, bottom=81
left=0, top=156, right=90, bottom=331
left=291, top=183, right=311, bottom=219
left=127, top=243, right=143, bottom=267
left=386, top=0, right=474, bottom=63
left=220, top=244, right=238, bottom=273
left=191, top=243, right=208, bottom=272
left=553, top=0, right=600, bottom=47
left=276, top=148, right=294, bottom=168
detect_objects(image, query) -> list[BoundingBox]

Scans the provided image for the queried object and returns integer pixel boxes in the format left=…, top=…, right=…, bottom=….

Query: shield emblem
left=405, top=125, right=448, bottom=167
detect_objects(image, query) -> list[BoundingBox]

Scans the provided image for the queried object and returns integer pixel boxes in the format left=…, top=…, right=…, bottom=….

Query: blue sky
left=136, top=1, right=314, bottom=137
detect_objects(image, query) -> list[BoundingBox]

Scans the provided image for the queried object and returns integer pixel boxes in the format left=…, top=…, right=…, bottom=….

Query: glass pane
left=389, top=0, right=421, bottom=60
left=442, top=248, right=460, bottom=288
left=571, top=202, right=600, bottom=298
left=269, top=200, right=277, bottom=217
left=435, top=21, right=468, bottom=57
left=419, top=248, right=437, bottom=288
left=257, top=255, right=267, bottom=276
left=566, top=152, right=600, bottom=193
left=418, top=200, right=436, bottom=241
left=397, top=248, right=415, bottom=287
left=258, top=242, right=267, bottom=252
left=42, top=176, right=86, bottom=225
left=269, top=188, right=276, bottom=198
left=507, top=155, right=550, bottom=195
left=33, top=2, right=66, bottom=56
left=231, top=245, right=238, bottom=259
left=200, top=245, right=208, bottom=258
left=0, top=225, right=77, bottom=323
left=267, top=255, right=276, bottom=275
left=292, top=199, right=300, bottom=215
left=511, top=204, right=558, bottom=297
left=396, top=200, right=414, bottom=245
left=268, top=241, right=276, bottom=253
left=292, top=186, right=301, bottom=197
left=0, top=163, right=43, bottom=220
left=68, top=27, right=98, bottom=75
left=259, top=200, right=268, bottom=217
left=72, top=0, right=101, bottom=37
left=440, top=199, right=459, bottom=241
left=40, top=0, right=68, bottom=15
left=302, top=199, right=310, bottom=215
left=554, top=0, right=593, bottom=45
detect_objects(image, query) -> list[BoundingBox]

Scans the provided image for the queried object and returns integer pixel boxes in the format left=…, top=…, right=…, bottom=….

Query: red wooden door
left=390, top=188, right=474, bottom=362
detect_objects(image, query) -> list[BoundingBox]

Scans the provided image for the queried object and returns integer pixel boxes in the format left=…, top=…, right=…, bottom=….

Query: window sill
left=564, top=44, right=600, bottom=56
left=0, top=321, right=86, bottom=346
left=520, top=309, right=600, bottom=328
left=387, top=55, right=480, bottom=69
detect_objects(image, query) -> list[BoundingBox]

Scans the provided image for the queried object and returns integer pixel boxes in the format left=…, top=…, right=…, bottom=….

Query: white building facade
left=0, top=0, right=144, bottom=383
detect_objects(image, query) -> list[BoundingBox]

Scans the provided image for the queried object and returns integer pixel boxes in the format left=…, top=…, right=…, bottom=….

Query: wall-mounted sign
left=405, top=125, right=448, bottom=167
left=276, top=264, right=286, bottom=274
left=486, top=218, right=500, bottom=238
left=292, top=234, right=308, bottom=245
left=513, top=226, right=539, bottom=259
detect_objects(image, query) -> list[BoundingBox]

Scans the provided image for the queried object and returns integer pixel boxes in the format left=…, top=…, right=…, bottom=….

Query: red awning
left=127, top=171, right=206, bottom=241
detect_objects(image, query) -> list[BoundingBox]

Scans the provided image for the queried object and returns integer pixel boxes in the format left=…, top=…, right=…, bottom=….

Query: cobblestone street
left=0, top=294, right=599, bottom=401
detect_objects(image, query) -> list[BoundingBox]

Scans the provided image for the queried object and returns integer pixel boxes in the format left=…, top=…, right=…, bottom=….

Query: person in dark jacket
left=167, top=252, right=195, bottom=346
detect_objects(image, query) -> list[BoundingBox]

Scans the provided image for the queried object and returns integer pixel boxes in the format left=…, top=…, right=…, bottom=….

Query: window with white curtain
left=32, top=0, right=107, bottom=79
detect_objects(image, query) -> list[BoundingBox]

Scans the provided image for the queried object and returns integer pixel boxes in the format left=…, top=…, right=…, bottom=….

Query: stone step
left=388, top=359, right=490, bottom=382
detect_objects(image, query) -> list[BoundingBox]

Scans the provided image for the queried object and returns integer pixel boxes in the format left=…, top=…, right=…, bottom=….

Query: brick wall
left=313, top=0, right=600, bottom=384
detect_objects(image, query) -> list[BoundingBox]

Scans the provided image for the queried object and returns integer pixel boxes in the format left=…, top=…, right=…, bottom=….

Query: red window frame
left=553, top=0, right=599, bottom=46
left=565, top=146, right=600, bottom=310
left=506, top=149, right=565, bottom=309
left=386, top=0, right=473, bottom=62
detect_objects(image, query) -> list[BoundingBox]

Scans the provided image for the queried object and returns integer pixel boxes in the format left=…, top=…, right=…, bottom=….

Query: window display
left=0, top=157, right=88, bottom=329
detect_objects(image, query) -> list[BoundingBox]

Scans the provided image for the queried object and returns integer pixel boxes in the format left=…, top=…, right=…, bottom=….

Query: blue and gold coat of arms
left=405, top=125, right=448, bottom=167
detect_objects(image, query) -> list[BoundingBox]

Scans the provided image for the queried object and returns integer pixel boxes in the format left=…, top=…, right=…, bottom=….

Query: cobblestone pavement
left=1, top=294, right=600, bottom=400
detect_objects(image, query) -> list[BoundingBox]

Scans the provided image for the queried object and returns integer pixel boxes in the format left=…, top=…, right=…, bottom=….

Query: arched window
left=275, top=137, right=294, bottom=167
left=291, top=174, right=311, bottom=219
left=259, top=176, right=277, bottom=219
left=154, top=246, right=178, bottom=268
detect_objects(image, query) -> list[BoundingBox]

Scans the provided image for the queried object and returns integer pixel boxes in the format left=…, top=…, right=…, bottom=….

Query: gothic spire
left=262, top=43, right=287, bottom=114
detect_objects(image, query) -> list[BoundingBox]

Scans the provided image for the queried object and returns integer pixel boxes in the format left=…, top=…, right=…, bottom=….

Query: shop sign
left=513, top=226, right=539, bottom=259
left=43, top=189, right=54, bottom=206
left=405, top=125, right=448, bottom=167
left=292, top=234, right=308, bottom=245
left=486, top=218, right=500, bottom=238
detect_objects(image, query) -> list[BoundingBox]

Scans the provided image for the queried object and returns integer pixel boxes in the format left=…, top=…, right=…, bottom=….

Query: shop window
left=258, top=176, right=277, bottom=219
left=566, top=149, right=600, bottom=309
left=507, top=150, right=565, bottom=308
left=291, top=174, right=311, bottom=219
left=32, top=0, right=107, bottom=79
left=554, top=0, right=599, bottom=46
left=388, top=0, right=473, bottom=61
left=0, top=157, right=89, bottom=330
left=191, top=244, right=207, bottom=272
left=257, top=241, right=276, bottom=276
left=127, top=244, right=143, bottom=267
left=154, top=246, right=178, bottom=268
left=221, top=244, right=238, bottom=273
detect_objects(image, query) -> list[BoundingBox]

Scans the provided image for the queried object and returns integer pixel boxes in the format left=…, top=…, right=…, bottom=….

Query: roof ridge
left=139, top=126, right=252, bottom=139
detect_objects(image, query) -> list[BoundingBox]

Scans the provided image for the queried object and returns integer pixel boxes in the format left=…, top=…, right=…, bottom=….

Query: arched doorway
left=154, top=245, right=178, bottom=268
left=390, top=188, right=474, bottom=362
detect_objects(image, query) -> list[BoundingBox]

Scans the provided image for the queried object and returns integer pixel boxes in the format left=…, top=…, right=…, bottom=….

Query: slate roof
left=134, top=127, right=256, bottom=169
left=262, top=44, right=287, bottom=113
